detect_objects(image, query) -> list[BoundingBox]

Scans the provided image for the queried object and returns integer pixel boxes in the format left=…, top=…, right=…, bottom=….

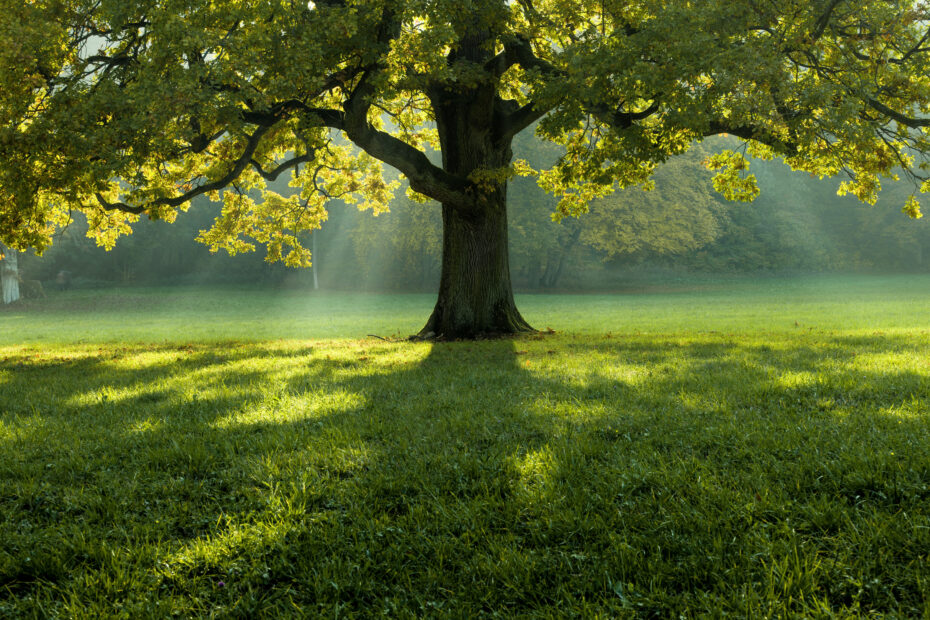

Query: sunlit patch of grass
left=1, top=284, right=930, bottom=615
left=213, top=388, right=366, bottom=430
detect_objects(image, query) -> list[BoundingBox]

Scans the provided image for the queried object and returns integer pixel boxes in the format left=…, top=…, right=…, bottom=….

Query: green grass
left=3, top=274, right=930, bottom=343
left=1, top=275, right=929, bottom=616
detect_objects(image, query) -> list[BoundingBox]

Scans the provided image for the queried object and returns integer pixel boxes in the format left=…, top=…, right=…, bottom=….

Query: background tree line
left=18, top=135, right=930, bottom=292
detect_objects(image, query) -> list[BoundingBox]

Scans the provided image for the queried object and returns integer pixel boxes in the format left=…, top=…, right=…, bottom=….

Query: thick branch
left=356, top=129, right=469, bottom=203
left=866, top=98, right=930, bottom=128
left=484, top=49, right=511, bottom=79
left=894, top=27, right=930, bottom=64
left=95, top=125, right=271, bottom=214
left=242, top=100, right=343, bottom=128
left=610, top=100, right=660, bottom=129
left=504, top=35, right=561, bottom=77
left=811, top=0, right=844, bottom=41
left=497, top=100, right=548, bottom=145
left=704, top=120, right=799, bottom=154
left=342, top=79, right=470, bottom=208
left=497, top=37, right=662, bottom=135
left=485, top=34, right=557, bottom=78
left=250, top=153, right=315, bottom=182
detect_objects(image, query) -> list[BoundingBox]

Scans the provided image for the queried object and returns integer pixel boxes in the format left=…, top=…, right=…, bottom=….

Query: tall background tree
left=2, top=0, right=930, bottom=337
left=0, top=244, right=19, bottom=304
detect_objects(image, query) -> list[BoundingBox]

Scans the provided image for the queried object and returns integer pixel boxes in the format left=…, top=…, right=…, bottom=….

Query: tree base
left=414, top=300, right=535, bottom=340
left=410, top=328, right=537, bottom=341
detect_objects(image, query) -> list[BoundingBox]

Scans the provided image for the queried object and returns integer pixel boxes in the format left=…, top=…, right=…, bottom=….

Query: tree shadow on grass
left=1, top=333, right=929, bottom=616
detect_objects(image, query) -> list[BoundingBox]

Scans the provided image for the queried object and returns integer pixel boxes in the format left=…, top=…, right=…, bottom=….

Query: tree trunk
left=543, top=222, right=583, bottom=288
left=415, top=33, right=538, bottom=339
left=418, top=193, right=532, bottom=339
left=0, top=245, right=20, bottom=304
left=311, top=233, right=319, bottom=290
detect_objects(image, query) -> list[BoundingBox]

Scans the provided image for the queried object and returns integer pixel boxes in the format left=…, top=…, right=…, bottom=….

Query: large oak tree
left=2, top=0, right=930, bottom=337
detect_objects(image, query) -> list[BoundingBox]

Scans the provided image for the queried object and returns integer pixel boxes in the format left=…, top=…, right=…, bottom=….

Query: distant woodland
left=20, top=136, right=930, bottom=292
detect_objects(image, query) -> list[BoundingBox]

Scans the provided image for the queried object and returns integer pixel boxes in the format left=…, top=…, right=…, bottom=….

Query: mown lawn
left=1, top=276, right=929, bottom=616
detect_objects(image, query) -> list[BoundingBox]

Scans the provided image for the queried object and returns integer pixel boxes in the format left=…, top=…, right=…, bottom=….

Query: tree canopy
left=2, top=0, right=930, bottom=335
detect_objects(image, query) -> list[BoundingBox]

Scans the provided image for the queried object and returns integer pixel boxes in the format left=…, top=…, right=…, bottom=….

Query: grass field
left=1, top=275, right=929, bottom=616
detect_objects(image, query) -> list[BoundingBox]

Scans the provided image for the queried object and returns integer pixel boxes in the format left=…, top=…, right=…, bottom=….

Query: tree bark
left=414, top=69, right=536, bottom=339
left=418, top=193, right=532, bottom=339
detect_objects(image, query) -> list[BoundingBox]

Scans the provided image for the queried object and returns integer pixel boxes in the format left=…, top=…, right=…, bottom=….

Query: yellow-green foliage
left=2, top=0, right=930, bottom=261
